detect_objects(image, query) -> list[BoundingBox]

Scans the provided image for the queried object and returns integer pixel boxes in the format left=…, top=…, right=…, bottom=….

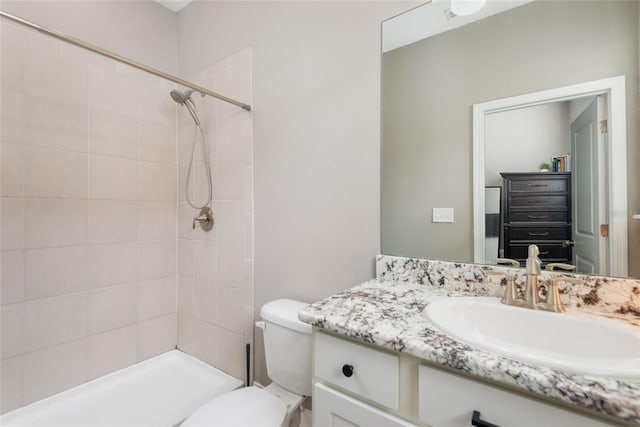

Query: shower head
left=170, top=89, right=194, bottom=105
left=171, top=89, right=201, bottom=126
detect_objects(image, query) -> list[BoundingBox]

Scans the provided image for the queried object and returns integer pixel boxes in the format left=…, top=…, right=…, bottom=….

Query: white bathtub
left=1, top=350, right=243, bottom=426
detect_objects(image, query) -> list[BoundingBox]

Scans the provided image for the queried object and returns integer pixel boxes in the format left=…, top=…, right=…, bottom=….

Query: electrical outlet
left=432, top=208, right=454, bottom=223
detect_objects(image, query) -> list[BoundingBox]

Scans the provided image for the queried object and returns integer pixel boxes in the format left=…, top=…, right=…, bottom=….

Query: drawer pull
left=528, top=232, right=549, bottom=236
left=539, top=251, right=549, bottom=255
left=527, top=214, right=548, bottom=219
left=527, top=199, right=548, bottom=204
left=527, top=183, right=548, bottom=188
left=471, top=410, right=500, bottom=427
left=342, top=364, right=354, bottom=378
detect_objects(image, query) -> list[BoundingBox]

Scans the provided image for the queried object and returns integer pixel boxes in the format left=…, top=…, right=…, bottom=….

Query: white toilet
left=182, top=299, right=312, bottom=427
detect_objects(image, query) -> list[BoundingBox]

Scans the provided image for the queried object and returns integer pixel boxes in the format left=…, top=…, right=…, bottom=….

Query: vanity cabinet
left=312, top=331, right=618, bottom=427
left=501, top=172, right=572, bottom=265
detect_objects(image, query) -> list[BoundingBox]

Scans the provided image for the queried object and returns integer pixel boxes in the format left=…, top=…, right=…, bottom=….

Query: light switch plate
left=433, top=208, right=454, bottom=223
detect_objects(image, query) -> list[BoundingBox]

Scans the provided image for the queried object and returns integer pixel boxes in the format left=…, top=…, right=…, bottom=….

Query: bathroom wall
left=0, top=3, right=179, bottom=412
left=175, top=48, right=254, bottom=381
left=176, top=0, right=415, bottom=386
left=484, top=102, right=571, bottom=186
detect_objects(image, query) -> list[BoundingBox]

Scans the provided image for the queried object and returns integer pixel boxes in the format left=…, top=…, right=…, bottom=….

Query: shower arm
left=0, top=10, right=252, bottom=112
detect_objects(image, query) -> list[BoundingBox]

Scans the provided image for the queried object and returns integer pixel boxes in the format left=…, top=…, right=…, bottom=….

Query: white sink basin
left=424, top=297, right=640, bottom=378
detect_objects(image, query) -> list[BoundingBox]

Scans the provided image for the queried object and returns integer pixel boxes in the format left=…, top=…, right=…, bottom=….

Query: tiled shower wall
left=176, top=48, right=254, bottom=381
left=0, top=22, right=178, bottom=412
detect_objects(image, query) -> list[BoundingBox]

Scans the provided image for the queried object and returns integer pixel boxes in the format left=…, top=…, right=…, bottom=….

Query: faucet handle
left=545, top=263, right=576, bottom=271
left=487, top=270, right=521, bottom=306
left=496, top=258, right=520, bottom=267
left=544, top=277, right=587, bottom=313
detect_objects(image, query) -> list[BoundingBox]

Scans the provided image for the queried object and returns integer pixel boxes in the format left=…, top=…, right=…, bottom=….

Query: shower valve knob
left=192, top=207, right=214, bottom=232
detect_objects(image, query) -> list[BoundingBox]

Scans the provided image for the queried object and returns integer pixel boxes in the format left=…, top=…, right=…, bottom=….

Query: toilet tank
left=260, top=299, right=312, bottom=396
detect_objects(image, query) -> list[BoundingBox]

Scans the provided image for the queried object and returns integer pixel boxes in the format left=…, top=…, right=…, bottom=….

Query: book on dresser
left=500, top=172, right=572, bottom=266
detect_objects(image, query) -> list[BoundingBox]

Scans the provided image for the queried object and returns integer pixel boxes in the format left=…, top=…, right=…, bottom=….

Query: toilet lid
left=182, top=386, right=287, bottom=427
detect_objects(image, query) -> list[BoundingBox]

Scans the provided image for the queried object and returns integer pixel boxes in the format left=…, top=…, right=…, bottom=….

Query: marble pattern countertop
left=299, top=270, right=640, bottom=424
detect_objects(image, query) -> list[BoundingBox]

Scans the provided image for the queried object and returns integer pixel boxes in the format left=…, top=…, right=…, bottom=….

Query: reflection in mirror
left=380, top=0, right=639, bottom=278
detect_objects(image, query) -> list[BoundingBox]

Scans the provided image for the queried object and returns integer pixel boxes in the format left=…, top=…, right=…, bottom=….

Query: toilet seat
left=182, top=386, right=287, bottom=427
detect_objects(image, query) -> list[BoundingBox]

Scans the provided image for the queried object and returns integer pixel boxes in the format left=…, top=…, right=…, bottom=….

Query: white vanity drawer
left=419, top=365, right=612, bottom=426
left=314, top=332, right=399, bottom=410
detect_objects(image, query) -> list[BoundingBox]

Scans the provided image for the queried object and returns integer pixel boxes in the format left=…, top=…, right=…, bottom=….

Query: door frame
left=472, top=75, right=627, bottom=277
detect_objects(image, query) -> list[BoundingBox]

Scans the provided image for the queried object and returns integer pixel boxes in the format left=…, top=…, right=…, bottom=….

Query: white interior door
left=570, top=98, right=601, bottom=273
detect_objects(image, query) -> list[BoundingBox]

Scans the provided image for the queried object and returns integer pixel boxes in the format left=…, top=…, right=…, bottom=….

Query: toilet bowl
left=181, top=299, right=312, bottom=427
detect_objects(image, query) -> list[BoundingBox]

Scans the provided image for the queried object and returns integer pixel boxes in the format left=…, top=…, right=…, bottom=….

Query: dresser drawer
left=314, top=332, right=399, bottom=410
left=509, top=195, right=568, bottom=208
left=506, top=243, right=571, bottom=261
left=506, top=226, right=570, bottom=241
left=508, top=177, right=569, bottom=193
left=509, top=211, right=569, bottom=223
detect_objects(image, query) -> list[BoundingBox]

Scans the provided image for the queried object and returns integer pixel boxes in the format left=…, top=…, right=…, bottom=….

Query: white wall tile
left=1, top=251, right=24, bottom=306
left=215, top=200, right=244, bottom=244
left=193, top=279, right=217, bottom=325
left=24, top=246, right=87, bottom=300
left=177, top=276, right=195, bottom=314
left=0, top=22, right=24, bottom=92
left=23, top=95, right=88, bottom=152
left=137, top=313, right=177, bottom=361
left=191, top=319, right=218, bottom=367
left=0, top=356, right=22, bottom=414
left=193, top=241, right=217, bottom=282
left=1, top=144, right=24, bottom=197
left=1, top=198, right=23, bottom=251
left=178, top=240, right=194, bottom=277
left=213, top=157, right=245, bottom=200
left=90, top=155, right=138, bottom=201
left=1, top=303, right=23, bottom=359
left=218, top=243, right=244, bottom=287
left=177, top=313, right=196, bottom=356
left=137, top=201, right=176, bottom=241
left=88, top=64, right=139, bottom=117
left=216, top=328, right=245, bottom=379
left=87, top=243, right=137, bottom=289
left=0, top=89, right=24, bottom=145
left=88, top=283, right=137, bottom=334
left=24, top=37, right=87, bottom=107
left=24, top=293, right=87, bottom=352
left=138, top=276, right=177, bottom=321
left=139, top=162, right=177, bottom=201
left=140, top=120, right=176, bottom=164
left=89, top=108, right=138, bottom=160
left=88, top=200, right=137, bottom=244
left=23, top=339, right=86, bottom=405
left=138, top=240, right=176, bottom=281
left=24, top=146, right=88, bottom=199
left=24, top=199, right=87, bottom=248
left=218, top=286, right=244, bottom=335
left=87, top=325, right=137, bottom=380
left=139, top=76, right=175, bottom=125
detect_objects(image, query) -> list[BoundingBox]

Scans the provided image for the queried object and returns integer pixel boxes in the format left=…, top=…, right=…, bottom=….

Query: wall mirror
left=380, top=0, right=639, bottom=278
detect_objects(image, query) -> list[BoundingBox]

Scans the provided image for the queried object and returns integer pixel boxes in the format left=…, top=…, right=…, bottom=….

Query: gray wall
left=177, top=1, right=414, bottom=385
left=382, top=0, right=639, bottom=276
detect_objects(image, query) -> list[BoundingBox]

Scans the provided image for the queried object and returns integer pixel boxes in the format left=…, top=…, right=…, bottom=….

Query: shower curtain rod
left=0, top=10, right=252, bottom=112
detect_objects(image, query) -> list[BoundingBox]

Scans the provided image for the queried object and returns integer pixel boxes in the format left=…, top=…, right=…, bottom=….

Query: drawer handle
left=471, top=410, right=500, bottom=427
left=527, top=183, right=548, bottom=188
left=527, top=214, right=549, bottom=219
left=528, top=232, right=549, bottom=236
left=527, top=199, right=548, bottom=204
left=539, top=250, right=550, bottom=255
left=342, top=364, right=354, bottom=378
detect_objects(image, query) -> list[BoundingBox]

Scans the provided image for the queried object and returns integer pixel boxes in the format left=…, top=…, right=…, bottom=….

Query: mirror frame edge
left=472, top=75, right=628, bottom=277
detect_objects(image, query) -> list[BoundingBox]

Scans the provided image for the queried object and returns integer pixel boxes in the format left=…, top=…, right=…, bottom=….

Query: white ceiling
left=154, top=0, right=192, bottom=12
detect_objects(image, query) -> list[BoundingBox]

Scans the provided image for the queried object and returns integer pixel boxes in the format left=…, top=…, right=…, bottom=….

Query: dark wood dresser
left=501, top=172, right=572, bottom=265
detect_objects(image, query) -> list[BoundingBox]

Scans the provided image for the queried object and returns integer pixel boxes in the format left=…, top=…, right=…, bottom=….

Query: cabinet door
left=419, top=365, right=612, bottom=427
left=313, top=383, right=415, bottom=427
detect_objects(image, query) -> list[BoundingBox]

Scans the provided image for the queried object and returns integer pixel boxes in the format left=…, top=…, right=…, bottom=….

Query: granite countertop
left=299, top=279, right=640, bottom=425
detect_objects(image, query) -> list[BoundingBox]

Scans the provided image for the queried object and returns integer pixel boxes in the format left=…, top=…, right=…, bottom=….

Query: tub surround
left=299, top=255, right=640, bottom=424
